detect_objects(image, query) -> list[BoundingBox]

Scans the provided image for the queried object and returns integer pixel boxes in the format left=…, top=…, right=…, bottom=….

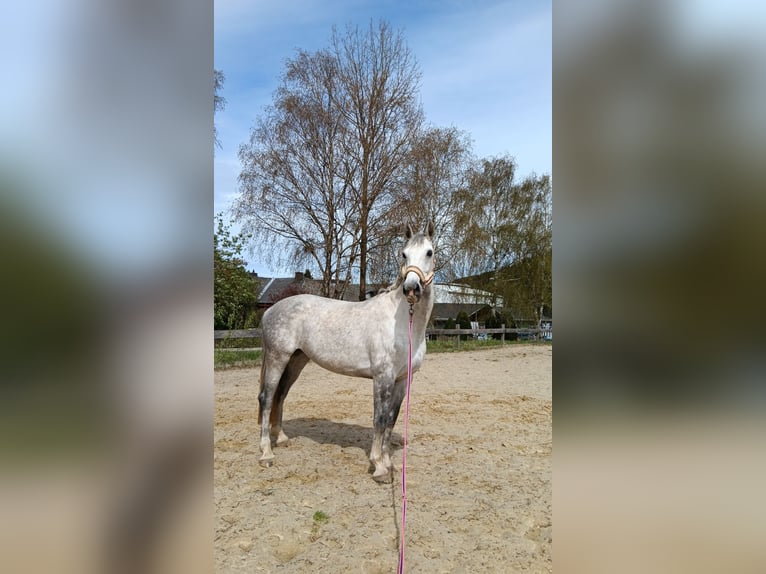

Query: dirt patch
left=215, top=344, right=552, bottom=573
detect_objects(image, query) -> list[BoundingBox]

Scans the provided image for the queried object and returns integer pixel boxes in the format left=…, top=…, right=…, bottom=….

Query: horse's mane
left=378, top=275, right=403, bottom=295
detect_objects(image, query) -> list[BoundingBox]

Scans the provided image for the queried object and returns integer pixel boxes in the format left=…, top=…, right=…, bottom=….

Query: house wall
left=433, top=283, right=503, bottom=306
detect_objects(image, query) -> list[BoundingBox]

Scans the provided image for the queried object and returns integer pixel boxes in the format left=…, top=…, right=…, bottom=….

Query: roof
left=253, top=273, right=385, bottom=305
left=252, top=273, right=511, bottom=314
left=431, top=303, right=490, bottom=320
left=433, top=283, right=502, bottom=306
left=255, top=276, right=319, bottom=305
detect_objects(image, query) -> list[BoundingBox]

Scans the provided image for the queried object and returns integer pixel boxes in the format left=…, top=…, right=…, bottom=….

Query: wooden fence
left=214, top=326, right=550, bottom=348
left=214, top=329, right=262, bottom=340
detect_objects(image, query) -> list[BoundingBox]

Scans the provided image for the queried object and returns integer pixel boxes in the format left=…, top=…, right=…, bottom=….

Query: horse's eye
left=400, top=251, right=406, bottom=260
left=426, top=250, right=433, bottom=257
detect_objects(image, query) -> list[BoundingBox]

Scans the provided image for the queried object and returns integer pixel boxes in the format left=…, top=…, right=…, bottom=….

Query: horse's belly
left=313, top=356, right=374, bottom=379
left=303, top=340, right=376, bottom=379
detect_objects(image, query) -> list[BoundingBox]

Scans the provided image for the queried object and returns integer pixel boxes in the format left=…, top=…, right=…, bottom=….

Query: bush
left=244, top=309, right=261, bottom=329
left=214, top=214, right=257, bottom=329
left=485, top=313, right=501, bottom=339
left=494, top=309, right=516, bottom=329
left=455, top=311, right=471, bottom=340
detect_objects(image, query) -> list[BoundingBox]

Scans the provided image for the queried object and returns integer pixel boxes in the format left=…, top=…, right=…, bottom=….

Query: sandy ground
left=214, top=344, right=552, bottom=573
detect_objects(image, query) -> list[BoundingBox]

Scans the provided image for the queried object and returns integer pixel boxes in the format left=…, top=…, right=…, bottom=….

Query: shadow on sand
left=283, top=417, right=402, bottom=455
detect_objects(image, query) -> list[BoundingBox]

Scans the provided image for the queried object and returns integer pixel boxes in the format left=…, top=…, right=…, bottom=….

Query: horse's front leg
left=383, top=377, right=408, bottom=474
left=370, top=375, right=406, bottom=483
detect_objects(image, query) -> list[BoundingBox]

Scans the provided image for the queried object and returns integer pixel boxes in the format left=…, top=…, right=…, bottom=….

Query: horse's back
left=262, top=294, right=329, bottom=344
left=262, top=293, right=365, bottom=349
left=261, top=293, right=396, bottom=377
left=262, top=294, right=351, bottom=328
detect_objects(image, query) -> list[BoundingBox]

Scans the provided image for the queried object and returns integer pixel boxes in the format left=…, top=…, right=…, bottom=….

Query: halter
left=400, top=264, right=434, bottom=287
left=400, top=264, right=434, bottom=300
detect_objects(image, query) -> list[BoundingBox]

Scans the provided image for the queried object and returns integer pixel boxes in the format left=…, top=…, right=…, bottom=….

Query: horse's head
left=400, top=222, right=435, bottom=304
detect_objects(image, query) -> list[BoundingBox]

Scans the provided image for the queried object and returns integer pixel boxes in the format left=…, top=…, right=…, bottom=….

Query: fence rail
left=215, top=326, right=551, bottom=344
left=214, top=328, right=262, bottom=340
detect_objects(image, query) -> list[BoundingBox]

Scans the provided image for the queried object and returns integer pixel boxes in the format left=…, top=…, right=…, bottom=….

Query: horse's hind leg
left=258, top=349, right=292, bottom=467
left=270, top=350, right=309, bottom=447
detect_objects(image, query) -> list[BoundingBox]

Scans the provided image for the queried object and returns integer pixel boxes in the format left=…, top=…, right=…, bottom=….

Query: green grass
left=214, top=338, right=550, bottom=368
left=214, top=349, right=262, bottom=370
left=312, top=510, right=329, bottom=523
left=427, top=338, right=504, bottom=353
left=215, top=336, right=261, bottom=349
left=310, top=510, right=329, bottom=542
left=426, top=338, right=551, bottom=353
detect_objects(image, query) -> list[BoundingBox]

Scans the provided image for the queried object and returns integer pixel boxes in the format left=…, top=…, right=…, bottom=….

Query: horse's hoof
left=275, top=435, right=290, bottom=447
left=372, top=470, right=393, bottom=484
left=259, top=458, right=274, bottom=468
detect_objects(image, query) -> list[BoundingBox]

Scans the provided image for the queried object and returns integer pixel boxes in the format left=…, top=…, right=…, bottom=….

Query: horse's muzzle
left=403, top=279, right=421, bottom=303
left=400, top=265, right=433, bottom=305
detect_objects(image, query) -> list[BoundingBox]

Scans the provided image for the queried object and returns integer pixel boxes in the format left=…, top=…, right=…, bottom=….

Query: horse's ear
left=405, top=224, right=414, bottom=239
left=425, top=221, right=435, bottom=240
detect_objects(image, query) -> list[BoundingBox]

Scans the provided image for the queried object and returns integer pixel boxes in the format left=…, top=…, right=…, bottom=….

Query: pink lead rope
left=398, top=304, right=415, bottom=574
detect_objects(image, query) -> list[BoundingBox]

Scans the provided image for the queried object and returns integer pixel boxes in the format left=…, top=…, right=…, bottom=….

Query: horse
left=257, top=222, right=435, bottom=483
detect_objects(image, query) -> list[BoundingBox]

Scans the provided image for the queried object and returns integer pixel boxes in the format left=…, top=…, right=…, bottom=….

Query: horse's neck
left=390, top=286, right=433, bottom=330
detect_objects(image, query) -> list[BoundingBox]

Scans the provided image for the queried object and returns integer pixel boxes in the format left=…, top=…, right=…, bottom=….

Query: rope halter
left=401, top=264, right=434, bottom=305
left=401, top=264, right=434, bottom=288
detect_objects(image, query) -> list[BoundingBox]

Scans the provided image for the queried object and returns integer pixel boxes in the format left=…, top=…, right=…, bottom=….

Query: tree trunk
left=358, top=162, right=370, bottom=301
left=358, top=208, right=368, bottom=301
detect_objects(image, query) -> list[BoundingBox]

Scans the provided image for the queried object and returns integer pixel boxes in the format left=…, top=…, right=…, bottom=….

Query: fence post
left=501, top=324, right=505, bottom=345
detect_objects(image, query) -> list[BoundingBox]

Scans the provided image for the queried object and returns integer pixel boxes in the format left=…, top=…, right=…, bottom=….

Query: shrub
left=214, top=214, right=257, bottom=330
left=244, top=309, right=261, bottom=329
left=455, top=311, right=471, bottom=340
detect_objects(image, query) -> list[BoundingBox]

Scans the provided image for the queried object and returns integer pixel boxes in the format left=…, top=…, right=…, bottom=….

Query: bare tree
left=455, top=155, right=552, bottom=319
left=367, top=126, right=474, bottom=286
left=330, top=21, right=424, bottom=299
left=236, top=50, right=359, bottom=298
left=214, top=69, right=226, bottom=150
left=235, top=21, right=423, bottom=300
left=505, top=176, right=552, bottom=323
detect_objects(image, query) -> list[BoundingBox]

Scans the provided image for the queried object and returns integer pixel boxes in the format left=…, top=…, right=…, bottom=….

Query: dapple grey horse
left=257, top=223, right=435, bottom=483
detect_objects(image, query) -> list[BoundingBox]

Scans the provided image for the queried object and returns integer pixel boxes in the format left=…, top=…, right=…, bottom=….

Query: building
left=429, top=283, right=502, bottom=329
left=251, top=272, right=386, bottom=309
left=251, top=272, right=504, bottom=328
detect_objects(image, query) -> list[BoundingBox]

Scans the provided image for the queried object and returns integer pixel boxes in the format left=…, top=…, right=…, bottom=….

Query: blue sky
left=215, top=0, right=551, bottom=275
